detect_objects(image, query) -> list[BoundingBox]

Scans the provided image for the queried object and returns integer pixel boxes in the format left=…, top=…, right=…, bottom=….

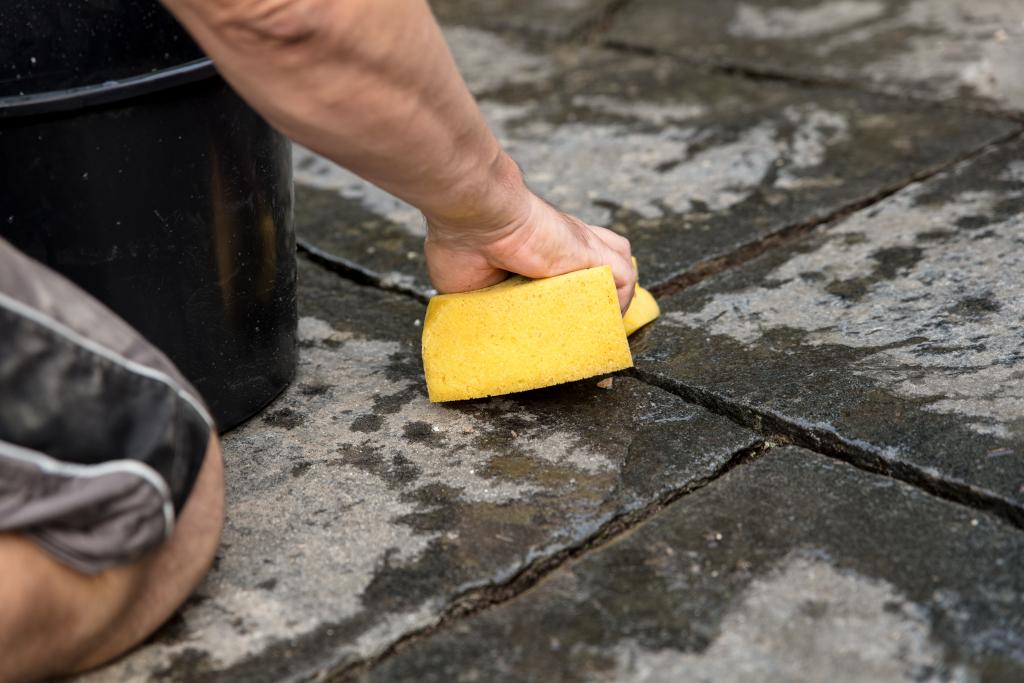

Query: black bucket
left=0, top=1, right=297, bottom=431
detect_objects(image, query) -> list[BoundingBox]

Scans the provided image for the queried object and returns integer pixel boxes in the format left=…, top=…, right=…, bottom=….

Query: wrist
left=423, top=150, right=532, bottom=241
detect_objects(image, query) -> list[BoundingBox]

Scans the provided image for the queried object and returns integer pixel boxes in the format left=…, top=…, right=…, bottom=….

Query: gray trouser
left=0, top=237, right=212, bottom=573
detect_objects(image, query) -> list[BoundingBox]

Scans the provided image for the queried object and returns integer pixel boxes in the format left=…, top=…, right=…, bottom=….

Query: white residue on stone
left=1000, top=161, right=1024, bottom=183
left=297, top=95, right=851, bottom=233
left=784, top=104, right=850, bottom=167
left=295, top=37, right=852, bottom=235
left=811, top=0, right=1024, bottom=109
left=600, top=555, right=971, bottom=683
left=485, top=99, right=790, bottom=224
left=288, top=27, right=553, bottom=240
left=669, top=166, right=1024, bottom=438
left=443, top=26, right=554, bottom=94
left=490, top=100, right=851, bottom=223
left=892, top=0, right=1024, bottom=105
left=775, top=104, right=850, bottom=190
left=379, top=270, right=421, bottom=291
left=292, top=145, right=425, bottom=238
left=571, top=95, right=709, bottom=126
left=90, top=314, right=617, bottom=678
left=728, top=1, right=887, bottom=40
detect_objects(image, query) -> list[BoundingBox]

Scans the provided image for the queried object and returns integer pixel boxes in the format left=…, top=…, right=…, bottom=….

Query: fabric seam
left=0, top=438, right=175, bottom=540
left=0, top=290, right=213, bottom=429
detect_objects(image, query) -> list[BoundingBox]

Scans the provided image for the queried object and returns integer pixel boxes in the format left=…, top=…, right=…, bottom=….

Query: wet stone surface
left=366, top=447, right=1024, bottom=682
left=295, top=27, right=1014, bottom=295
left=430, top=0, right=617, bottom=40
left=637, top=139, right=1024, bottom=517
left=607, top=0, right=1024, bottom=114
left=83, top=256, right=757, bottom=682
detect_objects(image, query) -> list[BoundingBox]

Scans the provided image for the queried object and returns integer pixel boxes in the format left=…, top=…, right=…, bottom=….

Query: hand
left=159, top=0, right=634, bottom=308
left=424, top=174, right=637, bottom=312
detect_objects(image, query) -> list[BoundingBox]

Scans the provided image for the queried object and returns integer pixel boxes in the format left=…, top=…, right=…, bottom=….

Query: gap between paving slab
left=634, top=368, right=1024, bottom=530
left=297, top=124, right=1023, bottom=307
left=80, top=256, right=766, bottom=683
left=276, top=31, right=1024, bottom=674
left=295, top=25, right=1017, bottom=297
left=649, top=127, right=1024, bottom=298
left=324, top=440, right=773, bottom=682
left=629, top=135, right=1024, bottom=531
left=359, top=446, right=1024, bottom=682
left=602, top=0, right=1024, bottom=120
left=293, top=132, right=1024, bottom=534
left=297, top=238, right=1020, bottom=681
left=602, top=37, right=1024, bottom=124
left=297, top=238, right=433, bottom=303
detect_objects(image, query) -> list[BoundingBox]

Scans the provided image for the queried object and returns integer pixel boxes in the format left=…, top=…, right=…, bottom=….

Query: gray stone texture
left=75, top=10, right=1024, bottom=682
left=366, top=448, right=1024, bottom=682
left=81, top=256, right=757, bottom=681
left=295, top=28, right=1015, bottom=296
left=637, top=139, right=1024, bottom=519
left=607, top=0, right=1024, bottom=113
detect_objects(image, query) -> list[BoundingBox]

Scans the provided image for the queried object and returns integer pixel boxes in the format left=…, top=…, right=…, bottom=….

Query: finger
left=586, top=226, right=636, bottom=312
left=588, top=225, right=632, bottom=263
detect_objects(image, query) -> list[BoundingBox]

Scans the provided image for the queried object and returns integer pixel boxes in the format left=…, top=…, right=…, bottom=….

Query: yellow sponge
left=422, top=265, right=632, bottom=402
left=623, top=284, right=659, bottom=335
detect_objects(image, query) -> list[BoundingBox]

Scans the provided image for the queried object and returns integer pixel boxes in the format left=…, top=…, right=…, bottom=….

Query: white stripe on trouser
left=0, top=289, right=213, bottom=429
left=0, top=438, right=175, bottom=540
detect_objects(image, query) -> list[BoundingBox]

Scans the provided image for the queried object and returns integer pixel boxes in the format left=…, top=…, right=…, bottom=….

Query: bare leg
left=0, top=434, right=224, bottom=682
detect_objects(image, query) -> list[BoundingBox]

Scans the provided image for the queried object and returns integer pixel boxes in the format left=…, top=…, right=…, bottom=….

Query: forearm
left=161, top=0, right=524, bottom=229
left=162, top=0, right=637, bottom=307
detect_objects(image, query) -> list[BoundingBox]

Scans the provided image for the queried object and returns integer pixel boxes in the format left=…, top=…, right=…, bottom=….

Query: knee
left=70, top=434, right=226, bottom=673
left=0, top=534, right=147, bottom=682
left=0, top=538, right=72, bottom=679
left=0, top=435, right=225, bottom=681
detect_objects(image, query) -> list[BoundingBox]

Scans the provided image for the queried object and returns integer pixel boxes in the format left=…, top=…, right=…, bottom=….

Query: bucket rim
left=0, top=58, right=217, bottom=119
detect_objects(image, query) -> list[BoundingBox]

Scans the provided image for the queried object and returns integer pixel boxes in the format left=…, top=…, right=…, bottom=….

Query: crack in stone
left=322, top=439, right=772, bottom=682
left=649, top=127, right=1024, bottom=299
left=297, top=126, right=1020, bottom=307
left=297, top=239, right=433, bottom=304
left=632, top=368, right=1024, bottom=532
left=601, top=38, right=1024, bottom=122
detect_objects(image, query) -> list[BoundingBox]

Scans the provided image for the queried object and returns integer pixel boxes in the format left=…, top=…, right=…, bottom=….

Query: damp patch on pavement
left=295, top=34, right=1013, bottom=294
left=639, top=139, right=1024, bottom=516
left=79, top=257, right=756, bottom=682
left=365, top=448, right=1024, bottom=682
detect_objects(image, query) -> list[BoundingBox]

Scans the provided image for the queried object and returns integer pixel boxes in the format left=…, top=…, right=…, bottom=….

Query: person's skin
left=2, top=3, right=636, bottom=679
left=0, top=436, right=224, bottom=682
left=160, top=0, right=637, bottom=310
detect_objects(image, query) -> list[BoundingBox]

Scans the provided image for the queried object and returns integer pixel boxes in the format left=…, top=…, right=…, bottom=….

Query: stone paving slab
left=295, top=28, right=1015, bottom=297
left=607, top=0, right=1024, bottom=114
left=83, top=256, right=758, bottom=682
left=430, top=0, right=617, bottom=40
left=636, top=138, right=1024, bottom=519
left=365, top=447, right=1024, bottom=682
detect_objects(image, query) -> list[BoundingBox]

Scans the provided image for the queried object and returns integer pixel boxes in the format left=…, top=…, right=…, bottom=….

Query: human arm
left=158, top=0, right=636, bottom=309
